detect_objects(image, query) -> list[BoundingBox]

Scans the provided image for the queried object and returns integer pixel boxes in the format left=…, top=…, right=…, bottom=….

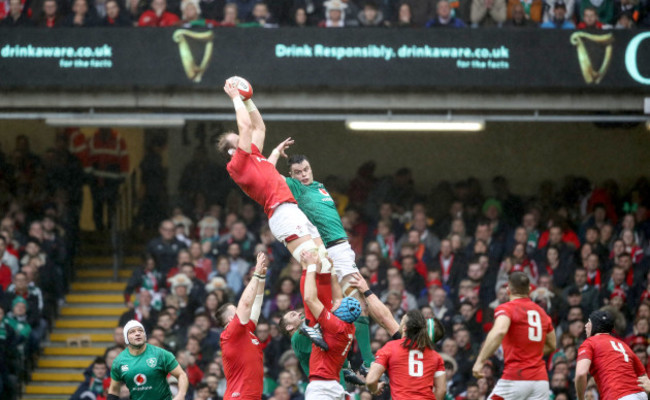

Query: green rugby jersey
left=110, top=344, right=178, bottom=400
left=285, top=177, right=346, bottom=245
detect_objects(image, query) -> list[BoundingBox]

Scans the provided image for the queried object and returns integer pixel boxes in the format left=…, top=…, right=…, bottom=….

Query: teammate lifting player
left=472, top=271, right=556, bottom=400
left=217, top=252, right=268, bottom=400
left=300, top=250, right=361, bottom=399
left=575, top=310, right=649, bottom=400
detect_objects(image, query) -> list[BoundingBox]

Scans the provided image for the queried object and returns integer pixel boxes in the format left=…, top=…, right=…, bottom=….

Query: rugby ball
left=228, top=76, right=253, bottom=101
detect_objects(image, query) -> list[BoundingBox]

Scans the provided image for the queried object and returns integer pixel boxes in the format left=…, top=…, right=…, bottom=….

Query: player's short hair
left=287, top=154, right=309, bottom=168
left=216, top=303, right=235, bottom=327
left=278, top=312, right=292, bottom=337
left=217, top=132, right=236, bottom=156
left=508, top=271, right=530, bottom=295
left=402, top=309, right=434, bottom=352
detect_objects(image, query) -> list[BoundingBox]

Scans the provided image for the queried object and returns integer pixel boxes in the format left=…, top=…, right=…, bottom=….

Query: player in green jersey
left=107, top=320, right=188, bottom=400
left=269, top=138, right=392, bottom=368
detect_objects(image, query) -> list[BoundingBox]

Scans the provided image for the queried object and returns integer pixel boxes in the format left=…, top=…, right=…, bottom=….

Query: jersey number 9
left=527, top=310, right=542, bottom=342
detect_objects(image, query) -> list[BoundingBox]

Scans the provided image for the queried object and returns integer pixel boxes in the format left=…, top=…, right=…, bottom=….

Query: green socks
left=354, top=316, right=375, bottom=367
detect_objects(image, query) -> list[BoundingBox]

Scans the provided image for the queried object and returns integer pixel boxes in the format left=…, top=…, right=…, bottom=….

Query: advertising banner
left=0, top=28, right=649, bottom=91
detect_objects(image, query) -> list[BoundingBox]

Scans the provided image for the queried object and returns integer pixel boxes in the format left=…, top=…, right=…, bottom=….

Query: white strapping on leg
left=341, top=281, right=359, bottom=297
left=318, top=244, right=332, bottom=274
left=291, top=239, right=319, bottom=263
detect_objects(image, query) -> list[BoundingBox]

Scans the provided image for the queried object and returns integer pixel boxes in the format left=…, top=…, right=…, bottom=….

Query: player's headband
left=427, top=318, right=435, bottom=342
left=124, top=320, right=146, bottom=345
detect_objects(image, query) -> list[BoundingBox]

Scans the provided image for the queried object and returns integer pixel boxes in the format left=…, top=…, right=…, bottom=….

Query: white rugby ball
left=228, top=76, right=253, bottom=101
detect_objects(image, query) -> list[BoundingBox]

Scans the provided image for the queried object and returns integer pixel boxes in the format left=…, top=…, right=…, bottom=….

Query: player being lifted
left=107, top=320, right=188, bottom=400
left=366, top=309, right=446, bottom=400
left=267, top=140, right=377, bottom=366
left=575, top=310, right=649, bottom=400
left=217, top=252, right=268, bottom=400
left=300, top=250, right=361, bottom=399
left=472, top=271, right=556, bottom=400
left=217, top=78, right=326, bottom=288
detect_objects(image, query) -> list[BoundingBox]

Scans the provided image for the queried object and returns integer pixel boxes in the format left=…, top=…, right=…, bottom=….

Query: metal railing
left=111, top=170, right=137, bottom=281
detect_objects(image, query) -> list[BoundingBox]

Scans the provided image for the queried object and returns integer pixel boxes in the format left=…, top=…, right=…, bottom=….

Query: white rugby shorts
left=488, top=379, right=549, bottom=400
left=305, top=380, right=347, bottom=400
left=327, top=241, right=359, bottom=282
left=619, top=392, right=648, bottom=400
left=268, top=203, right=320, bottom=243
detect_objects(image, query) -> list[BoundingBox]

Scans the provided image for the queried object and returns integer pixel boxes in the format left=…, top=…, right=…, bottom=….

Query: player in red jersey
left=575, top=310, right=649, bottom=400
left=473, top=271, right=556, bottom=400
left=216, top=252, right=268, bottom=400
left=217, top=78, right=327, bottom=273
left=366, top=309, right=446, bottom=399
left=300, top=250, right=361, bottom=399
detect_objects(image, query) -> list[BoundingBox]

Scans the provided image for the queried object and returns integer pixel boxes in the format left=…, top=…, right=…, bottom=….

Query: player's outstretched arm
left=250, top=253, right=268, bottom=324
left=224, top=80, right=253, bottom=153
left=575, top=359, right=591, bottom=400
left=248, top=102, right=266, bottom=152
left=434, top=373, right=447, bottom=400
left=170, top=364, right=189, bottom=400
left=267, top=137, right=294, bottom=166
left=544, top=329, right=557, bottom=355
left=236, top=252, right=267, bottom=325
left=301, top=250, right=324, bottom=320
left=365, top=363, right=386, bottom=395
left=349, top=272, right=400, bottom=336
left=472, top=315, right=510, bottom=378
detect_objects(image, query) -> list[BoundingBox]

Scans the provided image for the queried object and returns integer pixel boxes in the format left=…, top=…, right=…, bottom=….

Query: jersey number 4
left=408, top=350, right=424, bottom=377
left=610, top=340, right=629, bottom=362
left=527, top=310, right=542, bottom=342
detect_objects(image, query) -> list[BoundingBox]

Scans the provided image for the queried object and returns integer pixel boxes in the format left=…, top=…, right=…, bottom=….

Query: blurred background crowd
left=1, top=0, right=649, bottom=30
left=1, top=129, right=650, bottom=400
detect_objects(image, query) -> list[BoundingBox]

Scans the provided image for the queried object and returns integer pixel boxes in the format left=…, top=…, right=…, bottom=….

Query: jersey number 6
left=527, top=310, right=542, bottom=342
left=408, top=350, right=424, bottom=377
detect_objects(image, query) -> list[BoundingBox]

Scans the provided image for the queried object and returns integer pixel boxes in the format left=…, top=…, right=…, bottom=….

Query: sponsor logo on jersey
left=251, top=338, right=259, bottom=345
left=319, top=188, right=330, bottom=197
left=134, top=373, right=147, bottom=386
left=121, top=365, right=129, bottom=372
left=232, top=393, right=240, bottom=397
left=146, top=357, right=157, bottom=368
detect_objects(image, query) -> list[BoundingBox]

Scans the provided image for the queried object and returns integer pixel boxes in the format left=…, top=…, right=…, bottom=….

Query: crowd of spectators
left=76, top=149, right=650, bottom=400
left=0, top=134, right=83, bottom=399
left=0, top=0, right=648, bottom=29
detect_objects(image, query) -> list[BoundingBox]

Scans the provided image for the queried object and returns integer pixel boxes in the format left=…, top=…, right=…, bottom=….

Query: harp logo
left=173, top=29, right=215, bottom=83
left=570, top=32, right=614, bottom=84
